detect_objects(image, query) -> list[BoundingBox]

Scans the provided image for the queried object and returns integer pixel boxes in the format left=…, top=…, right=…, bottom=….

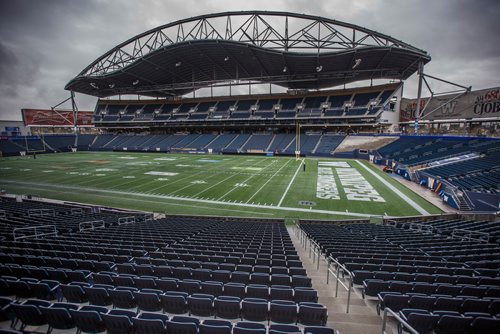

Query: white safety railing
left=71, top=208, right=84, bottom=214
left=28, top=208, right=55, bottom=217
left=452, top=228, right=489, bottom=243
left=408, top=222, right=434, bottom=234
left=296, top=223, right=353, bottom=313
left=13, top=225, right=57, bottom=241
left=79, top=220, right=105, bottom=232
left=326, top=256, right=353, bottom=313
left=381, top=307, right=419, bottom=334
left=118, top=216, right=136, bottom=225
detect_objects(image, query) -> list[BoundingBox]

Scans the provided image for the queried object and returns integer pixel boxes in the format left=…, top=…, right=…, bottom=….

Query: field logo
left=316, top=167, right=340, bottom=200
left=316, top=162, right=385, bottom=202
left=336, top=168, right=385, bottom=202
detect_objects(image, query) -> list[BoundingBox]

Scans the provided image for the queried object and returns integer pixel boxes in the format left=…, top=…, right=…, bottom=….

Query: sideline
left=355, top=160, right=430, bottom=215
left=0, top=179, right=375, bottom=218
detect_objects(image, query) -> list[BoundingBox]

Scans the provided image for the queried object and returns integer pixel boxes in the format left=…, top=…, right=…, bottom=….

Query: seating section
left=0, top=197, right=144, bottom=239
left=313, top=135, right=345, bottom=155
left=0, top=140, right=25, bottom=156
left=377, top=136, right=500, bottom=166
left=1, top=133, right=346, bottom=156
left=300, top=218, right=500, bottom=333
left=422, top=150, right=500, bottom=194
left=42, top=135, right=76, bottom=152
left=377, top=136, right=500, bottom=194
left=0, top=198, right=335, bottom=333
left=91, top=87, right=396, bottom=125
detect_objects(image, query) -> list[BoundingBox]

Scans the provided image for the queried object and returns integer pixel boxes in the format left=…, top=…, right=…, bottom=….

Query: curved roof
left=65, top=11, right=431, bottom=97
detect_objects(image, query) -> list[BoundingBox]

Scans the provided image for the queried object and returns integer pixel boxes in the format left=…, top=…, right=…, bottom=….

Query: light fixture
left=316, top=65, right=323, bottom=72
left=90, top=82, right=98, bottom=89
left=175, top=61, right=182, bottom=67
left=109, top=83, right=115, bottom=88
left=282, top=66, right=287, bottom=73
left=224, top=56, right=229, bottom=61
left=132, top=80, right=139, bottom=85
left=352, top=58, right=362, bottom=69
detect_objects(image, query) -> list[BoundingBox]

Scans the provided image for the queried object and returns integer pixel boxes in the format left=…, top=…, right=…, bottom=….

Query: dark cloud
left=0, top=0, right=498, bottom=120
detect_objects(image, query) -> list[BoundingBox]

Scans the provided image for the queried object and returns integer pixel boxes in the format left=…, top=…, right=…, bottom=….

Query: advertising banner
left=22, top=109, right=94, bottom=127
left=400, top=87, right=500, bottom=121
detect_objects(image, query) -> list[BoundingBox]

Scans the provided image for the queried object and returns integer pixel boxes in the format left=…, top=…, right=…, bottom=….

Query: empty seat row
left=398, top=308, right=500, bottom=334
left=352, top=270, right=499, bottom=286
left=363, top=279, right=500, bottom=299
left=344, top=261, right=476, bottom=277
left=60, top=281, right=318, bottom=304
left=139, top=255, right=303, bottom=268
left=117, top=263, right=306, bottom=282
left=1, top=255, right=117, bottom=272
left=377, top=293, right=500, bottom=316
left=7, top=298, right=332, bottom=333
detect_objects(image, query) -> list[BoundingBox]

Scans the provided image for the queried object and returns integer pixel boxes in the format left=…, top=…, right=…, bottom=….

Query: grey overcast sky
left=0, top=0, right=499, bottom=120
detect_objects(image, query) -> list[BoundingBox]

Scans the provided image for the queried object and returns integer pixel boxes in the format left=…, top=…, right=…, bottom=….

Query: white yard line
left=246, top=159, right=292, bottom=204
left=277, top=159, right=304, bottom=207
left=192, top=158, right=270, bottom=198
left=0, top=179, right=373, bottom=218
left=217, top=160, right=277, bottom=200
left=355, top=160, right=430, bottom=215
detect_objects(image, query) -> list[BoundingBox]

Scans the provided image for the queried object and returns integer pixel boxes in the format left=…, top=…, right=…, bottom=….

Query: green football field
left=0, top=152, right=442, bottom=220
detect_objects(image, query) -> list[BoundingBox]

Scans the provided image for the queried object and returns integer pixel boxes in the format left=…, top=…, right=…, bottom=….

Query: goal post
left=295, top=121, right=301, bottom=161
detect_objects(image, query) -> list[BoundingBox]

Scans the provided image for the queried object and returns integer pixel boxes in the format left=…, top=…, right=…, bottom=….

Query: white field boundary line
left=277, top=159, right=304, bottom=207
left=246, top=159, right=292, bottom=204
left=355, top=160, right=430, bottom=215
left=9, top=183, right=272, bottom=217
left=0, top=179, right=373, bottom=218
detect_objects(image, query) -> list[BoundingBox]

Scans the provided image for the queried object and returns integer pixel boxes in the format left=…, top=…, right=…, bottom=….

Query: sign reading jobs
left=316, top=161, right=385, bottom=202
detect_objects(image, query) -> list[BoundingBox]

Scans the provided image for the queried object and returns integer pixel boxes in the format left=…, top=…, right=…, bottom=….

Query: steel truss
left=80, top=11, right=428, bottom=77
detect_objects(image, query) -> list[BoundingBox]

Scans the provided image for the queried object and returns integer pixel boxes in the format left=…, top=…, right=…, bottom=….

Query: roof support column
left=414, top=61, right=424, bottom=135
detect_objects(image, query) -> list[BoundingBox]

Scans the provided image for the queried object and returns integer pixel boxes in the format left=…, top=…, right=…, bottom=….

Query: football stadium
left=0, top=8, right=499, bottom=334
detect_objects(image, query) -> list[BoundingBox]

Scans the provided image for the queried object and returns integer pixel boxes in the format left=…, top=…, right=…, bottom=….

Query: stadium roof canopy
left=65, top=11, right=431, bottom=98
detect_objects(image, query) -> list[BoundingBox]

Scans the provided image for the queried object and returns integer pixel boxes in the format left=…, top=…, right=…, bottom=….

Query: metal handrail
left=71, top=208, right=84, bottom=214
left=79, top=220, right=105, bottom=232
left=13, top=225, right=57, bottom=241
left=0, top=210, right=6, bottom=219
left=381, top=307, right=419, bottom=334
left=118, top=216, right=136, bottom=225
left=384, top=219, right=398, bottom=227
left=309, top=239, right=321, bottom=270
left=452, top=228, right=490, bottom=243
left=28, top=208, right=55, bottom=217
left=297, top=223, right=354, bottom=313
left=409, top=222, right=434, bottom=234
left=327, top=255, right=353, bottom=313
